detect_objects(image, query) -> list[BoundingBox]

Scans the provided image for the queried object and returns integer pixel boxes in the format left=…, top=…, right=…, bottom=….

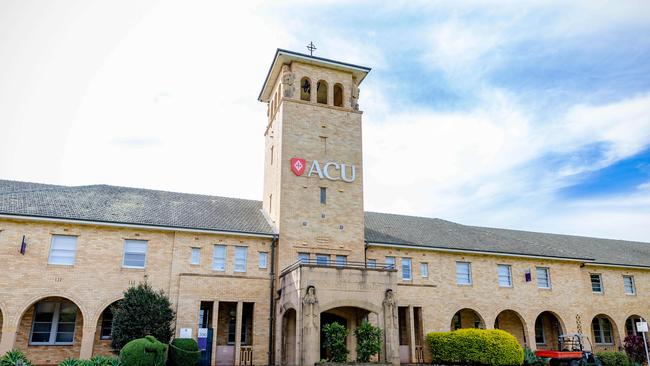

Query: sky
left=1, top=0, right=649, bottom=241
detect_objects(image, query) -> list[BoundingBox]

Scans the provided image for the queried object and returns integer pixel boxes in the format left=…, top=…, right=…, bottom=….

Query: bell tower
left=258, top=49, right=371, bottom=270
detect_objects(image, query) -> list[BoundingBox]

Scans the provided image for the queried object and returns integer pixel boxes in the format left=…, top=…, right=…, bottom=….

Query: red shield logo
left=290, top=158, right=306, bottom=176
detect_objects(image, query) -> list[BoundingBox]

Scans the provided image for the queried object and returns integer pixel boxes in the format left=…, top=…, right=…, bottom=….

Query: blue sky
left=1, top=0, right=649, bottom=241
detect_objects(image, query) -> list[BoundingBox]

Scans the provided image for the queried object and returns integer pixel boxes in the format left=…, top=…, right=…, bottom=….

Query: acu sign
left=290, top=157, right=356, bottom=183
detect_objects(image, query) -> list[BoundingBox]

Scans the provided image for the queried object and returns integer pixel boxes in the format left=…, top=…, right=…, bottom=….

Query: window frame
left=420, top=262, right=429, bottom=278
left=590, top=273, right=603, bottom=293
left=592, top=317, right=614, bottom=345
left=456, top=261, right=472, bottom=285
left=536, top=267, right=551, bottom=289
left=385, top=256, right=396, bottom=270
left=320, top=187, right=327, bottom=204
left=367, top=259, right=377, bottom=268
left=298, top=252, right=310, bottom=264
left=623, top=275, right=636, bottom=295
left=48, top=235, right=78, bottom=266
left=234, top=246, right=248, bottom=273
left=122, top=239, right=148, bottom=269
left=498, top=264, right=513, bottom=288
left=259, top=252, right=269, bottom=269
left=212, top=245, right=227, bottom=272
left=534, top=317, right=545, bottom=345
left=99, top=307, right=114, bottom=340
left=190, top=247, right=201, bottom=265
left=29, top=301, right=78, bottom=346
left=316, top=254, right=330, bottom=266
left=402, top=258, right=412, bottom=280
left=335, top=255, right=347, bottom=267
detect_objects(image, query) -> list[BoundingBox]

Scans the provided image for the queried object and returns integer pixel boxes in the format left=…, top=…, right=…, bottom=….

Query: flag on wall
left=20, top=235, right=26, bottom=255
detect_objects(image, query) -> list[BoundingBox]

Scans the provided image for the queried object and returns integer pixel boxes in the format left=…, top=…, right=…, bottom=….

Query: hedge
left=426, top=328, right=524, bottom=366
left=119, top=335, right=168, bottom=366
left=168, top=338, right=200, bottom=366
left=596, top=352, right=632, bottom=366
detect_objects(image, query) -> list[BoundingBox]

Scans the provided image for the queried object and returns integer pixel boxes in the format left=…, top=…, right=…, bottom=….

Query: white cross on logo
left=294, top=160, right=303, bottom=171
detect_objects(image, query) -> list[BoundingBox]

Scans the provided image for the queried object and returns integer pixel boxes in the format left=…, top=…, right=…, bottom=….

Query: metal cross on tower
left=306, top=42, right=317, bottom=56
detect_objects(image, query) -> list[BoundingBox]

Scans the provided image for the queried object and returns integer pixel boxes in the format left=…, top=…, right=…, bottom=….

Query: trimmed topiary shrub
left=323, top=322, right=349, bottom=363
left=596, top=351, right=632, bottom=366
left=426, top=328, right=524, bottom=366
left=0, top=349, right=32, bottom=366
left=111, top=282, right=175, bottom=350
left=120, top=335, right=168, bottom=366
left=168, top=338, right=200, bottom=366
left=354, top=321, right=382, bottom=362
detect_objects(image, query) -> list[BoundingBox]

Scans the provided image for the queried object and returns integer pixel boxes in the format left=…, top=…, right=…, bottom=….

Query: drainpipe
left=364, top=240, right=368, bottom=266
left=268, top=234, right=279, bottom=366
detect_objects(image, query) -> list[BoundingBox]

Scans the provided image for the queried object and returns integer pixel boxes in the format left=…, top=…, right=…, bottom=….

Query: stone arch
left=533, top=311, right=566, bottom=351
left=281, top=307, right=298, bottom=366
left=92, top=298, right=122, bottom=357
left=316, top=80, right=328, bottom=104
left=450, top=308, right=485, bottom=330
left=90, top=295, right=124, bottom=327
left=591, top=313, right=622, bottom=352
left=300, top=77, right=311, bottom=101
left=319, top=299, right=381, bottom=315
left=15, top=294, right=88, bottom=365
left=333, top=83, right=343, bottom=107
left=624, top=314, right=645, bottom=337
left=494, top=309, right=528, bottom=347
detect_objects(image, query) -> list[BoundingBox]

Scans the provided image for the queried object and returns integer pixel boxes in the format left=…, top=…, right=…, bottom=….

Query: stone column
left=211, top=302, right=220, bottom=366
left=327, top=82, right=333, bottom=106
left=79, top=324, right=96, bottom=359
left=310, top=80, right=317, bottom=103
left=526, top=321, right=538, bottom=351
left=382, top=290, right=400, bottom=366
left=0, top=322, right=17, bottom=355
left=302, top=287, right=319, bottom=366
left=234, top=302, right=243, bottom=366
left=408, top=306, right=416, bottom=363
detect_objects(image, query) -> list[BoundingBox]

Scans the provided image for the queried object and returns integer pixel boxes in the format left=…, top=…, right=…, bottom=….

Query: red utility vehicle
left=535, top=334, right=602, bottom=366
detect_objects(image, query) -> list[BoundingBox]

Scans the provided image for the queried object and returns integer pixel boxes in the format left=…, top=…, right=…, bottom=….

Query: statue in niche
left=281, top=65, right=296, bottom=98
left=303, top=286, right=319, bottom=330
left=350, top=86, right=360, bottom=110
left=383, top=289, right=398, bottom=329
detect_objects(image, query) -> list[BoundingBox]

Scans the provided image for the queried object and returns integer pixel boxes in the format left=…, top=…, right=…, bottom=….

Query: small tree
left=624, top=335, right=646, bottom=364
left=111, top=282, right=175, bottom=350
left=323, top=322, right=349, bottom=363
left=354, top=321, right=382, bottom=362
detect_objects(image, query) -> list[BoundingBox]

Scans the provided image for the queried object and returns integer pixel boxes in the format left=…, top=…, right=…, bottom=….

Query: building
left=0, top=49, right=649, bottom=366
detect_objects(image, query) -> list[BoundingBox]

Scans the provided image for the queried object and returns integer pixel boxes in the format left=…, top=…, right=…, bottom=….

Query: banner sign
left=198, top=328, right=208, bottom=350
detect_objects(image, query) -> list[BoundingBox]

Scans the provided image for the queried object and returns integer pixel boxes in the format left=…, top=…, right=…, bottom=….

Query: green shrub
left=120, top=336, right=168, bottom=366
left=426, top=328, right=524, bottom=366
left=111, top=283, right=175, bottom=350
left=0, top=349, right=32, bottom=366
left=58, top=359, right=80, bottom=366
left=168, top=338, right=200, bottom=366
left=596, top=351, right=632, bottom=366
left=58, top=356, right=120, bottom=366
left=354, top=321, right=382, bottom=362
left=523, top=347, right=548, bottom=366
left=323, top=322, right=349, bottom=363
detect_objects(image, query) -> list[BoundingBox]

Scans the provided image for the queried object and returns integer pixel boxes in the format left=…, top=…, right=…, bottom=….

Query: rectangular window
left=402, top=258, right=412, bottom=280
left=298, top=252, right=310, bottom=264
left=234, top=246, right=247, bottom=272
left=259, top=252, right=268, bottom=269
left=316, top=254, right=330, bottom=265
left=100, top=308, right=114, bottom=340
left=624, top=275, right=636, bottom=295
left=48, top=235, right=77, bottom=265
left=123, top=240, right=147, bottom=268
left=420, top=263, right=429, bottom=278
left=498, top=264, right=512, bottom=287
left=456, top=261, right=472, bottom=285
left=385, top=256, right=396, bottom=270
left=213, top=245, right=226, bottom=271
left=335, top=255, right=347, bottom=266
left=367, top=259, right=377, bottom=268
left=30, top=301, right=78, bottom=345
left=320, top=187, right=327, bottom=204
left=536, top=267, right=551, bottom=289
left=591, top=273, right=603, bottom=293
left=190, top=247, right=201, bottom=265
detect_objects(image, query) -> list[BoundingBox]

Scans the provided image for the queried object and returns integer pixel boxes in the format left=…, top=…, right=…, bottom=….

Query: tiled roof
left=2, top=179, right=649, bottom=266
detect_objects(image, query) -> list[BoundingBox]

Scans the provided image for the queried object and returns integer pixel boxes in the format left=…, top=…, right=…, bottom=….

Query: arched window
left=300, top=77, right=311, bottom=101
left=592, top=316, right=614, bottom=345
left=317, top=80, right=328, bottom=104
left=333, top=83, right=343, bottom=107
